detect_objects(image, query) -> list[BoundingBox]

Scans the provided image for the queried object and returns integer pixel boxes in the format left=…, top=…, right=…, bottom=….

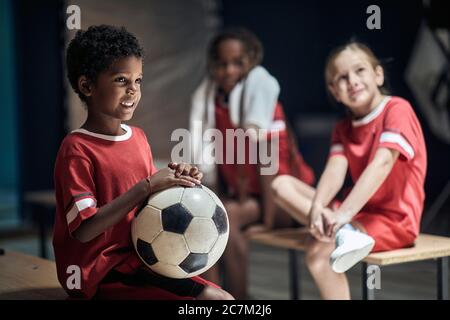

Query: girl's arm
left=73, top=168, right=200, bottom=243
left=311, top=155, right=348, bottom=208
left=326, top=147, right=399, bottom=235
left=309, top=155, right=348, bottom=237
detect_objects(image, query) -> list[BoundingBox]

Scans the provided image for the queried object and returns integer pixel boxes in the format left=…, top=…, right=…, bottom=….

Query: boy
left=53, top=25, right=233, bottom=300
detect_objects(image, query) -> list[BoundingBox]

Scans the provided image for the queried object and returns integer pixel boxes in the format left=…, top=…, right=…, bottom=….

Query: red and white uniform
left=215, top=101, right=315, bottom=196
left=53, top=125, right=213, bottom=299
left=329, top=96, right=427, bottom=252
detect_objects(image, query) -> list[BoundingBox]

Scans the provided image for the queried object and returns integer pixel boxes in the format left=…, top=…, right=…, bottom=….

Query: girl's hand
left=322, top=209, right=352, bottom=238
left=168, top=162, right=203, bottom=181
left=148, top=167, right=200, bottom=194
left=308, top=203, right=333, bottom=242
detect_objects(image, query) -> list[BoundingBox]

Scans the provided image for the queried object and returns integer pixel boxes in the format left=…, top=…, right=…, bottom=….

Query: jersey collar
left=352, top=96, right=391, bottom=127
left=71, top=124, right=132, bottom=141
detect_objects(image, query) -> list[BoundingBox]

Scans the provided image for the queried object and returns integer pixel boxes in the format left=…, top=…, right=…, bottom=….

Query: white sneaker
left=330, top=228, right=375, bottom=273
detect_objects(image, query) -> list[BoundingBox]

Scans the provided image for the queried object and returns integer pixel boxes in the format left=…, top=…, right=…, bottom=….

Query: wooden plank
left=365, top=234, right=450, bottom=266
left=249, top=228, right=450, bottom=266
left=249, top=228, right=309, bottom=250
left=0, top=250, right=66, bottom=299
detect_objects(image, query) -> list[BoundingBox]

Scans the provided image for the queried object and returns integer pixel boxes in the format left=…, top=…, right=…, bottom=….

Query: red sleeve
left=329, top=124, right=345, bottom=158
left=379, top=101, right=418, bottom=161
left=59, top=156, right=98, bottom=236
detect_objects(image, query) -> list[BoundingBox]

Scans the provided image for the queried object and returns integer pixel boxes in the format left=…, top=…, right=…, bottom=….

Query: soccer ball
left=131, top=184, right=229, bottom=279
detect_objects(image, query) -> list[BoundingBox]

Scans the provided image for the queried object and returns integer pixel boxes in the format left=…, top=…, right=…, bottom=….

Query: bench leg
left=288, top=249, right=301, bottom=300
left=361, top=262, right=375, bottom=300
left=37, top=205, right=48, bottom=259
left=437, top=257, right=449, bottom=300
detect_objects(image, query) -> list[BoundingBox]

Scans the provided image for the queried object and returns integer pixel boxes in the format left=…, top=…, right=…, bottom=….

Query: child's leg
left=271, top=174, right=316, bottom=225
left=304, top=236, right=351, bottom=300
left=272, top=175, right=352, bottom=299
left=222, top=197, right=261, bottom=299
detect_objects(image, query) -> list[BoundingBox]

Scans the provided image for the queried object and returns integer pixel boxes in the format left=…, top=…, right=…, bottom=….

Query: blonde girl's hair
left=324, top=41, right=389, bottom=95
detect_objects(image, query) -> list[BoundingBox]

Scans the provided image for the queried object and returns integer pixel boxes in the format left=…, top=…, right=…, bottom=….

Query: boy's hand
left=196, top=285, right=234, bottom=300
left=168, top=162, right=203, bottom=181
left=148, top=167, right=200, bottom=194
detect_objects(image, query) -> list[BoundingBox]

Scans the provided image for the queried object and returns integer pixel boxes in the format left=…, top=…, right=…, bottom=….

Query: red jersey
left=215, top=102, right=315, bottom=195
left=329, top=96, right=427, bottom=237
left=53, top=124, right=157, bottom=299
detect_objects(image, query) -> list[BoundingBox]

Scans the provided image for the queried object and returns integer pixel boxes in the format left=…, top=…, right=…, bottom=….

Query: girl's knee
left=304, top=239, right=333, bottom=269
left=271, top=175, right=291, bottom=197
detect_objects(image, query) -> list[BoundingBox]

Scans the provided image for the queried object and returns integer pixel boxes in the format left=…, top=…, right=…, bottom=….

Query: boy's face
left=88, top=56, right=143, bottom=121
left=328, top=49, right=384, bottom=117
left=213, top=39, right=249, bottom=94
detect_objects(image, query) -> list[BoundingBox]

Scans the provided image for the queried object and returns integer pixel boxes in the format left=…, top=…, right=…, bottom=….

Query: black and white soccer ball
left=131, top=184, right=229, bottom=279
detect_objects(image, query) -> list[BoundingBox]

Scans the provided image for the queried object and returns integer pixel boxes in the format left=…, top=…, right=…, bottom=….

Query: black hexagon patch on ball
left=179, top=253, right=208, bottom=273
left=136, top=238, right=158, bottom=265
left=161, top=203, right=193, bottom=234
left=212, top=205, right=228, bottom=235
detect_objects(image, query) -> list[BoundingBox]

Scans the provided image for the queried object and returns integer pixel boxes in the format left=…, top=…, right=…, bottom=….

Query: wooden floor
left=1, top=234, right=449, bottom=299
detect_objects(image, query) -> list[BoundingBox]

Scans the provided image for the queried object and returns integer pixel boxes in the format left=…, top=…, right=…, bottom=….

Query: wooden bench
left=0, top=250, right=66, bottom=299
left=248, top=228, right=450, bottom=300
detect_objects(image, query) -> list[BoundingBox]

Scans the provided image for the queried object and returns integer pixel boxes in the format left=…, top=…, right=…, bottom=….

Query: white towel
left=189, top=66, right=280, bottom=182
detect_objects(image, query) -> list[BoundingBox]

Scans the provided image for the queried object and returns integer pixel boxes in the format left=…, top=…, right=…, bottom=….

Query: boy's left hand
left=168, top=162, right=203, bottom=181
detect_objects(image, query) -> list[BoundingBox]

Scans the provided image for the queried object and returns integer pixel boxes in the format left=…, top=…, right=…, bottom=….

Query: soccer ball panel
left=132, top=206, right=162, bottom=245
left=149, top=261, right=188, bottom=279
left=184, top=218, right=218, bottom=253
left=147, top=186, right=184, bottom=209
left=207, top=233, right=229, bottom=268
left=181, top=187, right=216, bottom=218
left=161, top=203, right=193, bottom=234
left=201, top=184, right=226, bottom=212
left=151, top=231, right=190, bottom=265
left=179, top=253, right=208, bottom=275
left=212, top=205, right=229, bottom=235
left=136, top=238, right=158, bottom=266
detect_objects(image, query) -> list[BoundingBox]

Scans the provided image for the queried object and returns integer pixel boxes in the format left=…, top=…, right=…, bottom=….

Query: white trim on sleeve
left=66, top=197, right=97, bottom=225
left=379, top=131, right=415, bottom=159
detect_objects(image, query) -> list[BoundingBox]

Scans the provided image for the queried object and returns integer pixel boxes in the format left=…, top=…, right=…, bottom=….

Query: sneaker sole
left=331, top=241, right=375, bottom=273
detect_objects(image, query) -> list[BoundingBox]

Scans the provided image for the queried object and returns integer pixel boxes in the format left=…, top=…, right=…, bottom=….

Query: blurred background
left=0, top=0, right=449, bottom=299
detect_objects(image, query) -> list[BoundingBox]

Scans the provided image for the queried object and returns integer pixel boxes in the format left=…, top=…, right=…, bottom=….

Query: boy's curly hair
left=66, top=25, right=144, bottom=102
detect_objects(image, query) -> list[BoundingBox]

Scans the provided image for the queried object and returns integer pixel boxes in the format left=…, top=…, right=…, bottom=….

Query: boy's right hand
left=148, top=167, right=201, bottom=194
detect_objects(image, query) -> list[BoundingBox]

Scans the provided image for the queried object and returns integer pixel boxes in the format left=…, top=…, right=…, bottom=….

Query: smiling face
left=212, top=39, right=249, bottom=94
left=83, top=55, right=143, bottom=122
left=327, top=48, right=384, bottom=118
